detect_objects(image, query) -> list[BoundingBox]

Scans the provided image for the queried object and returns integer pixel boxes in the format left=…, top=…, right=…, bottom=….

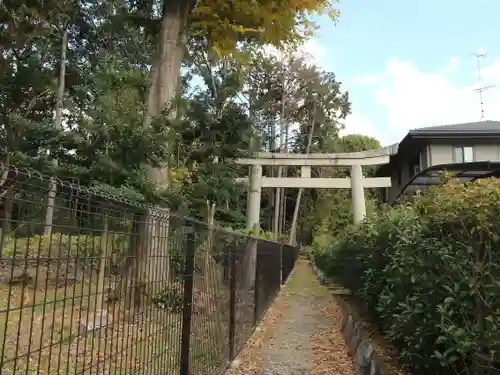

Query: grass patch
left=0, top=281, right=183, bottom=375
left=0, top=232, right=183, bottom=375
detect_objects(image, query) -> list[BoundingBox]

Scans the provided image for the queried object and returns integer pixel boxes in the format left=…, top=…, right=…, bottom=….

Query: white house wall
left=429, top=144, right=453, bottom=164
left=473, top=144, right=500, bottom=161
left=429, top=142, right=500, bottom=164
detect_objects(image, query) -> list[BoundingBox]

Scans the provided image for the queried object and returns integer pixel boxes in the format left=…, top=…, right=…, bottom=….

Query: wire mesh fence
left=0, top=166, right=299, bottom=375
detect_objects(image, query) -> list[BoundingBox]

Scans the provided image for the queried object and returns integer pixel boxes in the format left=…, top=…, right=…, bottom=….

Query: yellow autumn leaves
left=190, top=0, right=340, bottom=55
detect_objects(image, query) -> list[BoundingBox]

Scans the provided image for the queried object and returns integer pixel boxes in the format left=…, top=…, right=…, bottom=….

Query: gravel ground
left=226, top=258, right=355, bottom=375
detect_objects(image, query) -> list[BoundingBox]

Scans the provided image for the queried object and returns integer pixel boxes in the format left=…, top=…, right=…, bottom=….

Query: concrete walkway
left=226, top=258, right=356, bottom=375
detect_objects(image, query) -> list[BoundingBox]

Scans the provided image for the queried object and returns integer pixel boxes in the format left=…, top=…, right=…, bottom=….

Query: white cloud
left=261, top=38, right=326, bottom=68
left=299, top=38, right=327, bottom=67
left=348, top=56, right=500, bottom=145
left=440, top=56, right=459, bottom=75
left=340, top=113, right=377, bottom=138
left=376, top=59, right=500, bottom=137
left=265, top=44, right=500, bottom=148
left=352, top=73, right=383, bottom=85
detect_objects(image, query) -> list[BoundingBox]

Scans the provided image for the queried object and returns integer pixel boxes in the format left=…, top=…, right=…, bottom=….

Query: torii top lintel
left=236, top=143, right=399, bottom=167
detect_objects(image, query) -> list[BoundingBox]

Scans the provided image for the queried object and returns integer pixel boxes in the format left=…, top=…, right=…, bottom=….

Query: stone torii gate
left=236, top=144, right=398, bottom=229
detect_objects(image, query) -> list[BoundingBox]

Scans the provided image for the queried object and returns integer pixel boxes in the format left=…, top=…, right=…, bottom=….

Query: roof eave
left=409, top=131, right=500, bottom=138
left=375, top=134, right=422, bottom=176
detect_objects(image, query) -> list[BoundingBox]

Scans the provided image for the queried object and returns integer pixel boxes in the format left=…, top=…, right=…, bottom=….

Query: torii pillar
left=350, top=164, right=366, bottom=224
left=246, top=164, right=262, bottom=229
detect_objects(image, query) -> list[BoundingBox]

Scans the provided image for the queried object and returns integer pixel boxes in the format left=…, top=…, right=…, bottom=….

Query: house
left=376, top=120, right=500, bottom=204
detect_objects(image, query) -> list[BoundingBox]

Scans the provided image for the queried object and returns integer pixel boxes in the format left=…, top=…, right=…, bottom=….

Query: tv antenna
left=474, top=51, right=495, bottom=120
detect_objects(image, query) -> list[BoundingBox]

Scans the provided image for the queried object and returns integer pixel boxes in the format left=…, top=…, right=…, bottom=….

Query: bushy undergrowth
left=1, top=231, right=188, bottom=277
left=153, top=287, right=184, bottom=312
left=236, top=227, right=288, bottom=242
left=2, top=234, right=122, bottom=258
left=314, top=178, right=500, bottom=375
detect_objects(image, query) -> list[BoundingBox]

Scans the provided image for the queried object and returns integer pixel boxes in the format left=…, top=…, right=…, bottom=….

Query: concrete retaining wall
left=341, top=312, right=382, bottom=375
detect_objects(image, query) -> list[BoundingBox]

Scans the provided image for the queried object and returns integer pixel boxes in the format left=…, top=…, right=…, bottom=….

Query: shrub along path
left=225, top=258, right=355, bottom=375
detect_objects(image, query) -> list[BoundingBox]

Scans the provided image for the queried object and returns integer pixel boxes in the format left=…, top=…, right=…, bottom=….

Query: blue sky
left=306, top=0, right=500, bottom=145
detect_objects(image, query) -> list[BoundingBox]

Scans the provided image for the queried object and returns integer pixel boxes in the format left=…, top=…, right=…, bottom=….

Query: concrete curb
left=310, top=258, right=388, bottom=375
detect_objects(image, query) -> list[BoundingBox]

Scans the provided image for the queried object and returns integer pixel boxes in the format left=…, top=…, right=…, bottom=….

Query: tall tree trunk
left=269, top=117, right=276, bottom=232
left=142, top=2, right=190, bottom=177
left=205, top=156, right=218, bottom=268
left=142, top=0, right=196, bottom=182
left=70, top=187, right=79, bottom=231
left=289, top=100, right=316, bottom=246
left=44, top=28, right=68, bottom=235
left=273, top=74, right=286, bottom=239
left=0, top=160, right=13, bottom=255
left=126, top=1, right=194, bottom=308
left=96, top=211, right=109, bottom=312
left=1, top=186, right=14, bottom=255
left=279, top=115, right=290, bottom=237
left=245, top=130, right=259, bottom=286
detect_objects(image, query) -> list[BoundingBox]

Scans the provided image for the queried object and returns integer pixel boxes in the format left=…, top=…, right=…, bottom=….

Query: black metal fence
left=0, top=167, right=299, bottom=375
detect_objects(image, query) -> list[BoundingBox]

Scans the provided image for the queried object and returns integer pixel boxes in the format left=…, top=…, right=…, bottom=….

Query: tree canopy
left=0, top=0, right=382, bottom=237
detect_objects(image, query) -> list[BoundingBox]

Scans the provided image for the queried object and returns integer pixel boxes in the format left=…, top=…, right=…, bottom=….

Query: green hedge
left=315, top=178, right=500, bottom=375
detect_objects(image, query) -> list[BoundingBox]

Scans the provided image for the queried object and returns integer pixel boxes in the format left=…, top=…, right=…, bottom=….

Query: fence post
left=253, top=247, right=260, bottom=326
left=228, top=244, right=237, bottom=361
left=179, top=229, right=196, bottom=375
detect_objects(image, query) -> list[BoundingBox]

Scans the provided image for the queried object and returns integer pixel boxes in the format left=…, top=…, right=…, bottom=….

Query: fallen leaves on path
left=225, top=259, right=358, bottom=375
left=225, top=288, right=291, bottom=375
left=310, top=299, right=356, bottom=375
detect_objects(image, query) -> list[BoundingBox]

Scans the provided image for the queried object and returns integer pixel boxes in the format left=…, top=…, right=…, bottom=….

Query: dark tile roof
left=409, top=120, right=500, bottom=134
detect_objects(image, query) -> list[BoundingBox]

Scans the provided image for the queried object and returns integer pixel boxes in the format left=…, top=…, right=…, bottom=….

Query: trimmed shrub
left=315, top=178, right=500, bottom=375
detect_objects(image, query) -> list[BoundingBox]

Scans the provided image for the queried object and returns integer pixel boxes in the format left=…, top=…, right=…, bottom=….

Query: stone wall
left=311, top=259, right=396, bottom=375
